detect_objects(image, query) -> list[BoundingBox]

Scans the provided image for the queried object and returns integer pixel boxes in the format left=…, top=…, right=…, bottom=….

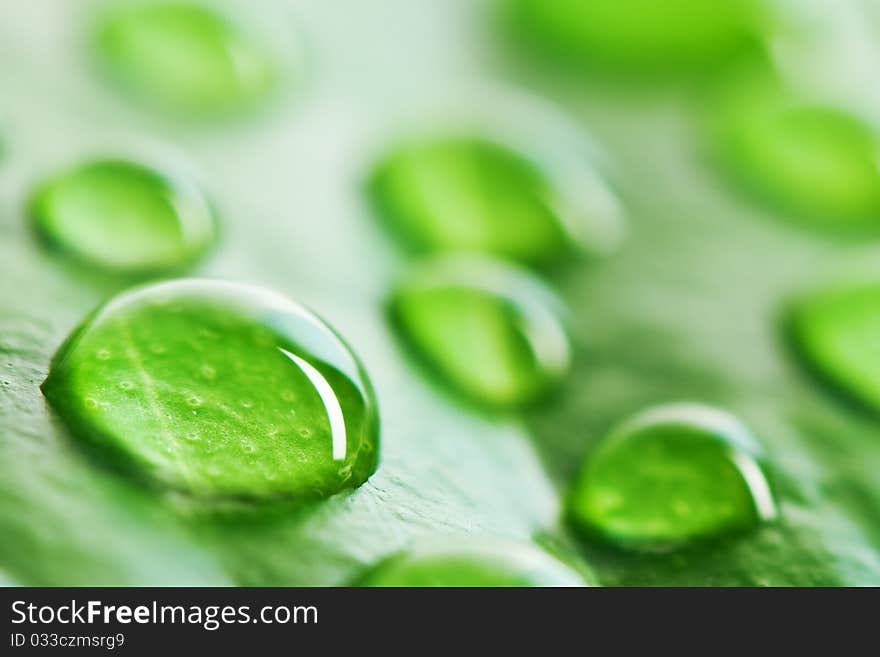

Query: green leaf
left=1, top=0, right=879, bottom=587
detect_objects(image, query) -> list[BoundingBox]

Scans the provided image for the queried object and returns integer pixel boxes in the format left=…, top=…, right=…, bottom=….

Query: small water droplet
left=714, top=80, right=880, bottom=233
left=119, top=380, right=134, bottom=391
left=96, top=349, right=111, bottom=361
left=507, top=0, right=769, bottom=75
left=787, top=281, right=880, bottom=411
left=199, top=364, right=216, bottom=379
left=240, top=399, right=253, bottom=409
left=567, top=403, right=776, bottom=551
left=29, top=159, right=215, bottom=273
left=388, top=255, right=570, bottom=407
left=369, top=136, right=581, bottom=266
left=93, top=2, right=279, bottom=116
left=41, top=278, right=380, bottom=500
left=357, top=540, right=593, bottom=587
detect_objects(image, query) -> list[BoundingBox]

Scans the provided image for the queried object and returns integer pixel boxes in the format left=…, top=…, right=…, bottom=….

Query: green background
left=1, top=0, right=879, bottom=585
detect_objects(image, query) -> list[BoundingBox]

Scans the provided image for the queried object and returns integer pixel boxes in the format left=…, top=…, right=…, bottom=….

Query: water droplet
left=713, top=82, right=880, bottom=232
left=29, top=159, right=215, bottom=273
left=388, top=256, right=570, bottom=407
left=199, top=364, right=216, bottom=379
left=369, top=136, right=581, bottom=266
left=118, top=380, right=134, bottom=391
left=357, top=540, right=592, bottom=587
left=787, top=282, right=880, bottom=412
left=41, top=278, right=380, bottom=500
left=506, top=0, right=769, bottom=75
left=240, top=399, right=253, bottom=409
left=96, top=349, right=112, bottom=361
left=567, top=403, right=776, bottom=551
left=93, top=3, right=278, bottom=116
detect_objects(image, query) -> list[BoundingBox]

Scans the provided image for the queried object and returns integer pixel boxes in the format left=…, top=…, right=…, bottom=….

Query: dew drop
left=713, top=81, right=880, bottom=233
left=506, top=0, right=770, bottom=76
left=567, top=403, right=776, bottom=551
left=786, top=281, right=880, bottom=412
left=369, top=136, right=586, bottom=266
left=93, top=2, right=279, bottom=116
left=388, top=256, right=570, bottom=407
left=357, top=540, right=593, bottom=587
left=41, top=278, right=380, bottom=500
left=29, top=159, right=215, bottom=273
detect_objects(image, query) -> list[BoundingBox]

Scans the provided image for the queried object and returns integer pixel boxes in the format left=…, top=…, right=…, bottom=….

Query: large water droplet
left=41, top=279, right=379, bottom=500
left=29, top=159, right=215, bottom=273
left=93, top=2, right=278, bottom=116
left=506, top=0, right=768, bottom=75
left=713, top=84, right=880, bottom=232
left=787, top=282, right=880, bottom=412
left=388, top=256, right=570, bottom=407
left=567, top=403, right=776, bottom=551
left=357, top=540, right=592, bottom=587
left=369, top=136, right=582, bottom=266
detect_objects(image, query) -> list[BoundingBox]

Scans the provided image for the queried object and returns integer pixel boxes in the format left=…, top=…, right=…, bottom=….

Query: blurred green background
left=1, top=0, right=880, bottom=585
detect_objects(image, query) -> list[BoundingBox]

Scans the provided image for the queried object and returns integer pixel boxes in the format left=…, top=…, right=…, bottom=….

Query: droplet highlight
left=357, top=540, right=592, bottom=587
left=388, top=256, right=570, bottom=407
left=93, top=2, right=278, bottom=116
left=567, top=403, right=776, bottom=551
left=29, top=159, right=215, bottom=273
left=41, top=279, right=379, bottom=500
